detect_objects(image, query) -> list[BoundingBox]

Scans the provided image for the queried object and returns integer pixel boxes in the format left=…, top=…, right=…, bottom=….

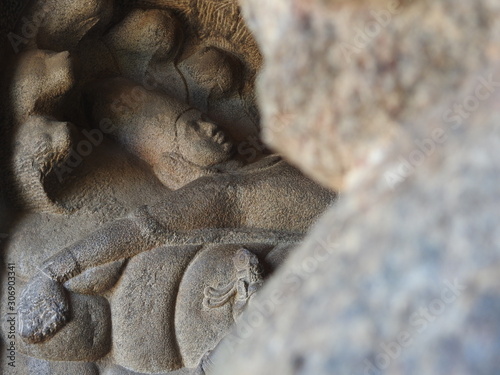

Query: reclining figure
left=18, top=77, right=336, bottom=373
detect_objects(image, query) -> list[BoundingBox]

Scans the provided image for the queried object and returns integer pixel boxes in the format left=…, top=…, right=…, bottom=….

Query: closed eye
left=187, top=120, right=201, bottom=131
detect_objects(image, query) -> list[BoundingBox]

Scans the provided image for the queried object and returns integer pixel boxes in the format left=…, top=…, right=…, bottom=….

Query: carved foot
left=203, top=248, right=263, bottom=319
left=18, top=273, right=70, bottom=344
left=233, top=248, right=263, bottom=317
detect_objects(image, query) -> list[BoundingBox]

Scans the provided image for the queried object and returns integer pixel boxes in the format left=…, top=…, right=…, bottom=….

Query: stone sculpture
left=7, top=49, right=75, bottom=213
left=0, top=1, right=336, bottom=374
left=15, top=81, right=334, bottom=369
left=83, top=77, right=237, bottom=189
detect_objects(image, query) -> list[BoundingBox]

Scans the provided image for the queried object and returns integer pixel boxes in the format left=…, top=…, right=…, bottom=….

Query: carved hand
left=18, top=272, right=70, bottom=344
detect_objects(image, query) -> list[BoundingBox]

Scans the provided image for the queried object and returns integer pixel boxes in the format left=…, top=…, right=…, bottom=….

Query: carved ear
left=153, top=152, right=215, bottom=190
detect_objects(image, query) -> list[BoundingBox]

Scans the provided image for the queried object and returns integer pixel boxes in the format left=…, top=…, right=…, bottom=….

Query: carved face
left=84, top=77, right=234, bottom=188
left=175, top=109, right=234, bottom=167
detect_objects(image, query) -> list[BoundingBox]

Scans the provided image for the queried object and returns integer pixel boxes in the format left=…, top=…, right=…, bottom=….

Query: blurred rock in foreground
left=213, top=0, right=500, bottom=374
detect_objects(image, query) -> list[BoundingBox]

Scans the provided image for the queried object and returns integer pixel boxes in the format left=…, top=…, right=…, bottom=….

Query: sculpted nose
left=49, top=51, right=71, bottom=64
left=57, top=51, right=70, bottom=59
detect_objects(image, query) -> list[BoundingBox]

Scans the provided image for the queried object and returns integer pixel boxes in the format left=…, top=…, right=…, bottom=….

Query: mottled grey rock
left=211, top=0, right=500, bottom=374
left=21, top=357, right=99, bottom=375
left=102, top=365, right=191, bottom=375
left=215, top=122, right=500, bottom=374
left=242, top=0, right=499, bottom=191
left=65, top=260, right=126, bottom=295
left=111, top=245, right=199, bottom=373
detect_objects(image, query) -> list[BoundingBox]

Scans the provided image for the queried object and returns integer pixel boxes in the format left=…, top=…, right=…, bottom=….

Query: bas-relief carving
left=0, top=1, right=336, bottom=374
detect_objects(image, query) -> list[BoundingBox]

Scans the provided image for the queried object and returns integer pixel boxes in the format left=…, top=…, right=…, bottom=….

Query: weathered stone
left=241, top=0, right=499, bottom=191
left=23, top=0, right=114, bottom=51
left=3, top=0, right=497, bottom=374
left=0, top=2, right=335, bottom=374
left=104, top=8, right=181, bottom=81
left=14, top=284, right=111, bottom=361
left=210, top=0, right=500, bottom=374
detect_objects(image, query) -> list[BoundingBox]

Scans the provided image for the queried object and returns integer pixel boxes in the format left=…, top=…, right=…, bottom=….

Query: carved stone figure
left=7, top=49, right=75, bottom=213
left=17, top=110, right=334, bottom=370
left=11, top=67, right=334, bottom=373
left=83, top=77, right=237, bottom=189
left=0, top=1, right=336, bottom=374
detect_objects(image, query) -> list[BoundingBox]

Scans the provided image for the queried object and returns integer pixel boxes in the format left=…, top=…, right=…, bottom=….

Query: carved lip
left=213, top=130, right=227, bottom=144
left=199, top=121, right=232, bottom=147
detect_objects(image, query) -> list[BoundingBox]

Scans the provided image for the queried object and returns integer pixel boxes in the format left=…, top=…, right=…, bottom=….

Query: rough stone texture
left=215, top=132, right=500, bottom=374
left=4, top=0, right=498, bottom=374
left=17, top=292, right=111, bottom=361
left=210, top=0, right=500, bottom=374
left=103, top=8, right=181, bottom=81
left=175, top=244, right=271, bottom=369
left=25, top=0, right=114, bottom=51
left=242, top=0, right=499, bottom=191
left=0, top=1, right=335, bottom=374
left=14, top=357, right=100, bottom=375
left=110, top=245, right=200, bottom=373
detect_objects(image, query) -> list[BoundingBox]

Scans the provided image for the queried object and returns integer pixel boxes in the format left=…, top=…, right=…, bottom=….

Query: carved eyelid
left=187, top=120, right=201, bottom=131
